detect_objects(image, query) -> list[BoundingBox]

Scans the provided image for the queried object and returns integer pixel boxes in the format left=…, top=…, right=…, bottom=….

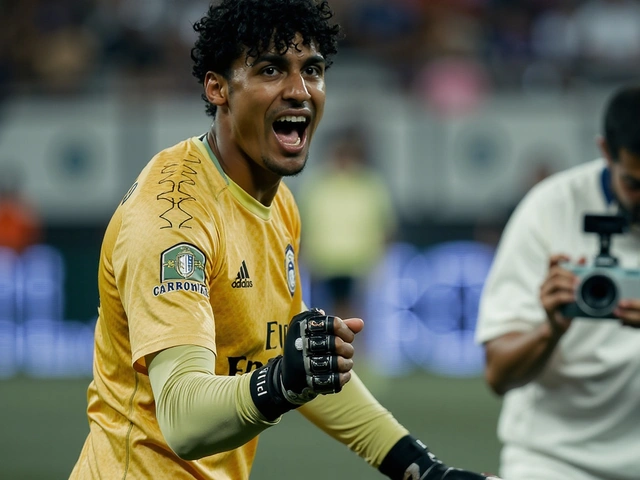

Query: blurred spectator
left=298, top=128, right=397, bottom=320
left=530, top=0, right=580, bottom=67
left=420, top=0, right=487, bottom=60
left=572, top=0, right=640, bottom=81
left=3, top=0, right=640, bottom=96
left=340, top=0, right=426, bottom=86
left=485, top=4, right=534, bottom=86
left=4, top=0, right=100, bottom=93
left=411, top=0, right=490, bottom=116
left=0, top=165, right=42, bottom=253
left=413, top=56, right=490, bottom=117
left=528, top=0, right=580, bottom=90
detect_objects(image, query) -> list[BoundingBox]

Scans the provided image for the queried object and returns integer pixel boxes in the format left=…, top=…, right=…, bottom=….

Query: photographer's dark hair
left=603, top=84, right=640, bottom=160
left=191, top=0, right=341, bottom=118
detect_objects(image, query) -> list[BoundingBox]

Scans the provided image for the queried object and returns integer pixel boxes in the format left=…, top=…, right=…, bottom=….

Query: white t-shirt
left=476, top=159, right=640, bottom=479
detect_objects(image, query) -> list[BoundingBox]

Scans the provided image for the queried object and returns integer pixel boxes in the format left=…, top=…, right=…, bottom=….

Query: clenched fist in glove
left=379, top=435, right=501, bottom=480
left=249, top=308, right=363, bottom=420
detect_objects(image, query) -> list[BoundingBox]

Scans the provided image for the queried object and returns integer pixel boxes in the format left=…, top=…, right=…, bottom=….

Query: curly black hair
left=191, top=0, right=341, bottom=118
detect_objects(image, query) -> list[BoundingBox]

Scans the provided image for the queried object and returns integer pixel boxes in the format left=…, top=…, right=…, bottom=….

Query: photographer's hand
left=539, top=254, right=578, bottom=335
left=615, top=299, right=640, bottom=328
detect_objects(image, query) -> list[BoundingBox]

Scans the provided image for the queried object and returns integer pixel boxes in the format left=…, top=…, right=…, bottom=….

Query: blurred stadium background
left=1, top=0, right=639, bottom=478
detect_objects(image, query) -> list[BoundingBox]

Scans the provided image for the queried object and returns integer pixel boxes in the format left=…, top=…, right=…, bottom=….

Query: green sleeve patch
left=161, top=243, right=206, bottom=283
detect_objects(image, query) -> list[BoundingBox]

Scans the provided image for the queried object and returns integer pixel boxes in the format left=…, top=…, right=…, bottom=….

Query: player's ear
left=204, top=71, right=228, bottom=108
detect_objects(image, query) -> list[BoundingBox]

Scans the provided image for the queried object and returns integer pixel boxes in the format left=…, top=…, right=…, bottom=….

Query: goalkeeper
left=69, top=1, right=499, bottom=479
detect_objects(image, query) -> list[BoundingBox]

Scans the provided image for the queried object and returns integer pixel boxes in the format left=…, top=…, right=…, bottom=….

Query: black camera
left=560, top=214, right=639, bottom=319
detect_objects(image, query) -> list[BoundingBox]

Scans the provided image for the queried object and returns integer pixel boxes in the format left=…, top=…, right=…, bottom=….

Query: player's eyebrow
left=302, top=54, right=326, bottom=67
left=251, top=52, right=326, bottom=69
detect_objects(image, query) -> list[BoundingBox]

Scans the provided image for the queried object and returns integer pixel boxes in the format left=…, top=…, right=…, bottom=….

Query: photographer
left=476, top=84, right=640, bottom=480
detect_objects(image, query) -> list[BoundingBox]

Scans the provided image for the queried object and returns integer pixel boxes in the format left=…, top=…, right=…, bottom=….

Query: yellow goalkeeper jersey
left=70, top=136, right=304, bottom=479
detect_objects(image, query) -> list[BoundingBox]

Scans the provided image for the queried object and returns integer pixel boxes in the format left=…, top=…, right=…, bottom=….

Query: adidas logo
left=231, top=260, right=253, bottom=288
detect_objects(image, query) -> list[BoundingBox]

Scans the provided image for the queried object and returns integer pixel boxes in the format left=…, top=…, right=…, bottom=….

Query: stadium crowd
left=2, top=0, right=640, bottom=100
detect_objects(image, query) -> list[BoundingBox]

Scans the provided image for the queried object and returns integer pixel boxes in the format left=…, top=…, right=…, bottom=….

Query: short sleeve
left=475, top=187, right=552, bottom=344
left=113, top=184, right=221, bottom=373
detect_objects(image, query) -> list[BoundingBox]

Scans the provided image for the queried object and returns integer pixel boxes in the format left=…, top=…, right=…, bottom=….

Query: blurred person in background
left=0, top=164, right=41, bottom=253
left=69, top=1, right=500, bottom=479
left=340, top=0, right=425, bottom=86
left=298, top=128, right=396, bottom=321
left=571, top=0, right=640, bottom=82
left=412, top=0, right=490, bottom=115
left=476, top=84, right=640, bottom=480
left=529, top=0, right=580, bottom=89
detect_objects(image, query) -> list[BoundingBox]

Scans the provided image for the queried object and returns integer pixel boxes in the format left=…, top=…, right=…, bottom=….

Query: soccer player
left=69, top=1, right=500, bottom=479
left=476, top=84, right=640, bottom=480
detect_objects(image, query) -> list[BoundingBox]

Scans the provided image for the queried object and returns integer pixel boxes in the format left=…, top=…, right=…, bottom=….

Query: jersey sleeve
left=148, top=344, right=278, bottom=459
left=475, top=185, right=553, bottom=344
left=297, top=371, right=409, bottom=468
left=113, top=161, right=224, bottom=373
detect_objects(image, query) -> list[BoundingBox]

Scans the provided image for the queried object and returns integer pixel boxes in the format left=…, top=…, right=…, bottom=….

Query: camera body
left=559, top=214, right=640, bottom=319
left=560, top=264, right=640, bottom=319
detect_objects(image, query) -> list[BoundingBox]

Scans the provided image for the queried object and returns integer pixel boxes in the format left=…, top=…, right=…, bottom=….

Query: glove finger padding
left=249, top=309, right=343, bottom=421
left=281, top=309, right=341, bottom=403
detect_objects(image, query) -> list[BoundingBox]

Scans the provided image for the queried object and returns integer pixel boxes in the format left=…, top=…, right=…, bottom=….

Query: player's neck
left=207, top=129, right=281, bottom=207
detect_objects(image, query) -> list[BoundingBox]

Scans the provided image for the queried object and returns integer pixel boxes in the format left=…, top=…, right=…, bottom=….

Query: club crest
left=285, top=244, right=296, bottom=296
left=161, top=243, right=206, bottom=282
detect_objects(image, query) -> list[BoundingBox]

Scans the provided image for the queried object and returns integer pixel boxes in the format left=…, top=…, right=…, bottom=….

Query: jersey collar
left=601, top=166, right=615, bottom=206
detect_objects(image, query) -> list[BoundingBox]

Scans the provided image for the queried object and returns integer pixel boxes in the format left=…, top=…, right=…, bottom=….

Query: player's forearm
left=299, top=371, right=408, bottom=467
left=484, top=322, right=563, bottom=395
left=149, top=345, right=278, bottom=460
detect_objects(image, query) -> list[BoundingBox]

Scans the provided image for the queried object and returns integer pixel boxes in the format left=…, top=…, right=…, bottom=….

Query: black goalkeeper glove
left=249, top=309, right=344, bottom=420
left=379, top=435, right=501, bottom=480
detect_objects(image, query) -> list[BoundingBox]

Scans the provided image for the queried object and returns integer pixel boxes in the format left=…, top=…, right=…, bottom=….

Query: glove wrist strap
left=249, top=356, right=298, bottom=421
left=379, top=435, right=444, bottom=480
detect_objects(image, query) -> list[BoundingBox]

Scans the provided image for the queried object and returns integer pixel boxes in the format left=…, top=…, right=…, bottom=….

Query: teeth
left=277, top=115, right=306, bottom=123
left=284, top=137, right=301, bottom=146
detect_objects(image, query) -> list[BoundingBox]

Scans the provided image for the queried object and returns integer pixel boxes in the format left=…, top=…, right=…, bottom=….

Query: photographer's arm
left=485, top=324, right=563, bottom=395
left=484, top=254, right=575, bottom=395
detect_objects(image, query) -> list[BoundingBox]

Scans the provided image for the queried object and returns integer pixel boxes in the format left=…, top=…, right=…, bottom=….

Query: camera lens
left=580, top=274, right=617, bottom=312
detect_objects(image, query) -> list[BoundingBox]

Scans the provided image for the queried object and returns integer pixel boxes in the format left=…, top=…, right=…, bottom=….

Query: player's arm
left=148, top=309, right=360, bottom=459
left=298, top=370, right=409, bottom=467
left=299, top=373, right=499, bottom=479
left=148, top=344, right=277, bottom=459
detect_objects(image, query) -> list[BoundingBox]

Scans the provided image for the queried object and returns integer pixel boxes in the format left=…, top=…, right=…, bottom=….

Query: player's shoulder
left=146, top=137, right=213, bottom=177
left=114, top=136, right=228, bottom=228
left=132, top=137, right=224, bottom=195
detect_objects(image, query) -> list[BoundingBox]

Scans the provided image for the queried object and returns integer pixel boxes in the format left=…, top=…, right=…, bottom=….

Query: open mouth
left=272, top=115, right=309, bottom=151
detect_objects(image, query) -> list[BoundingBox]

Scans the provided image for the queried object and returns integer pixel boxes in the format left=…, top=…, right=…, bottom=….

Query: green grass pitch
left=0, top=371, right=502, bottom=479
